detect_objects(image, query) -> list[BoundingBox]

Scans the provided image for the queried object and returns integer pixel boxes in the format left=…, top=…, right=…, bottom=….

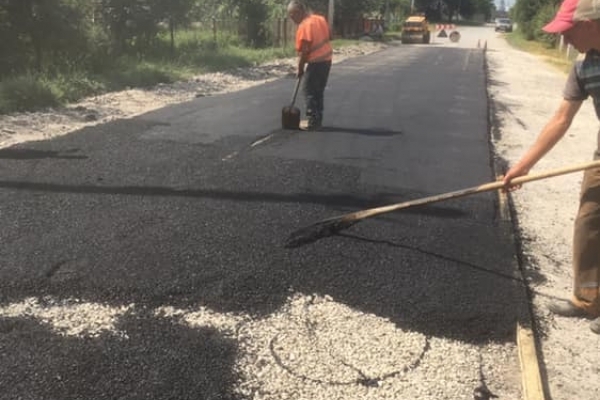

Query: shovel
left=285, top=159, right=600, bottom=248
left=281, top=77, right=302, bottom=130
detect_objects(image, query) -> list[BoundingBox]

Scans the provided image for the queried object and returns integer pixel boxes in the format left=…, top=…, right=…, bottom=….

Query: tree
left=154, top=0, right=195, bottom=53
left=99, top=0, right=162, bottom=55
left=0, top=0, right=91, bottom=73
left=238, top=0, right=270, bottom=47
left=215, top=0, right=269, bottom=47
left=513, top=0, right=558, bottom=40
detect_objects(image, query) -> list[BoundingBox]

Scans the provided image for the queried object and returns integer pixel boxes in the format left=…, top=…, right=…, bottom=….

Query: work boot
left=306, top=117, right=322, bottom=131
left=547, top=300, right=588, bottom=318
left=591, top=317, right=600, bottom=334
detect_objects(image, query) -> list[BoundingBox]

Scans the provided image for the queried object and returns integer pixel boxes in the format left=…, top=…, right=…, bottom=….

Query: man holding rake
left=503, top=0, right=600, bottom=334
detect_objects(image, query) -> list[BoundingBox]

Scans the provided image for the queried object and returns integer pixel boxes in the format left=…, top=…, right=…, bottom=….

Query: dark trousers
left=303, top=60, right=331, bottom=126
left=572, top=165, right=600, bottom=317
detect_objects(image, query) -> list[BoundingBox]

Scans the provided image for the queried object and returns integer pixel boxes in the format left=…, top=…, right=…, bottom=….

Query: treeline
left=0, top=0, right=496, bottom=114
left=511, top=0, right=560, bottom=47
left=0, top=0, right=234, bottom=78
left=0, top=0, right=389, bottom=78
left=2, top=0, right=560, bottom=82
left=0, top=0, right=499, bottom=79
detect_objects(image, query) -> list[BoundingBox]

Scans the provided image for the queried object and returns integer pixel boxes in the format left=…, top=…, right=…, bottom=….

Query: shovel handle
left=350, top=159, right=600, bottom=221
left=290, top=77, right=301, bottom=106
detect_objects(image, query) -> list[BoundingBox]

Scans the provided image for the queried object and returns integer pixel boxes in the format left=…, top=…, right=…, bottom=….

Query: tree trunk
left=170, top=18, right=175, bottom=55
left=33, top=40, right=43, bottom=72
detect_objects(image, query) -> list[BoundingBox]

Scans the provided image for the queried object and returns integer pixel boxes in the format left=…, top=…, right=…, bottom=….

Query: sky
left=496, top=0, right=514, bottom=11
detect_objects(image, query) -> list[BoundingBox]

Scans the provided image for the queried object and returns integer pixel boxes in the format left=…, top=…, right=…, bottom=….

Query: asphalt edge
left=482, top=41, right=548, bottom=400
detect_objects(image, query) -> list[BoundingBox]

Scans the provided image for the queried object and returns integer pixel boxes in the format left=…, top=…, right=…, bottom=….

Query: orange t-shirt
left=295, top=13, right=333, bottom=63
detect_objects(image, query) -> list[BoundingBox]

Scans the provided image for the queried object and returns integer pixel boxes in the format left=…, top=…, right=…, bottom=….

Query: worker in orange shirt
left=287, top=1, right=333, bottom=131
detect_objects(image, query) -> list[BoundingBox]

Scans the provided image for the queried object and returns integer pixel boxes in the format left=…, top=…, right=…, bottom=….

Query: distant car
left=401, top=15, right=430, bottom=44
left=495, top=18, right=513, bottom=32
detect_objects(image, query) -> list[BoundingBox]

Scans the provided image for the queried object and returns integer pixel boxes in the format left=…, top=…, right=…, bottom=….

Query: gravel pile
left=0, top=297, right=132, bottom=338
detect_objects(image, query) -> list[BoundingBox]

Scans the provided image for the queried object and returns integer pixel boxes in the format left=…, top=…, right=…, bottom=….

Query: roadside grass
left=504, top=30, right=576, bottom=74
left=0, top=31, right=362, bottom=115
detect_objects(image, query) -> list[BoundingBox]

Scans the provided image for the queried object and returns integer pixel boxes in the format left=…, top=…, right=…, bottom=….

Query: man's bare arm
left=503, top=99, right=583, bottom=188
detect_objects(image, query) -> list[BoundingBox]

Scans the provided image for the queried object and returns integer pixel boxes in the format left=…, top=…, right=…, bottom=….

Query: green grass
left=0, top=75, right=61, bottom=113
left=1, top=31, right=361, bottom=115
left=0, top=32, right=372, bottom=114
left=504, top=30, right=577, bottom=74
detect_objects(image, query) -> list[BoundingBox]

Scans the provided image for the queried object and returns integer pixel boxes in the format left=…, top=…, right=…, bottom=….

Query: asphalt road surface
left=0, top=27, right=528, bottom=400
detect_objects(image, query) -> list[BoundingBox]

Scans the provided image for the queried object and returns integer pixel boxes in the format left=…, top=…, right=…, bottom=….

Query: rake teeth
left=284, top=218, right=358, bottom=249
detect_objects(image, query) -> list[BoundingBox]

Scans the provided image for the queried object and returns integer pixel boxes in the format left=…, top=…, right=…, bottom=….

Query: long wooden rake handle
left=285, top=160, right=600, bottom=248
left=348, top=159, right=600, bottom=222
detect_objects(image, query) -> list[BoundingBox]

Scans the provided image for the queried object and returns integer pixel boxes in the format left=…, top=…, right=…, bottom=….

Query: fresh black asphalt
left=0, top=44, right=528, bottom=399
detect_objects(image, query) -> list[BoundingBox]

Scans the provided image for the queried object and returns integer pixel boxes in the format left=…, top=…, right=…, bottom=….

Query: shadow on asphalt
left=0, top=312, right=242, bottom=400
left=319, top=126, right=403, bottom=136
left=0, top=175, right=536, bottom=346
left=0, top=148, right=87, bottom=160
left=0, top=179, right=467, bottom=215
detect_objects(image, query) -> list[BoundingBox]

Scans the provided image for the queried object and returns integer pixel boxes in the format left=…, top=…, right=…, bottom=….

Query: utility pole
left=328, top=0, right=335, bottom=36
left=384, top=0, right=390, bottom=26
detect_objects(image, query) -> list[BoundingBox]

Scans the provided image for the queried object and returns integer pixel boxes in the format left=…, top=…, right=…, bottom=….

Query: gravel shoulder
left=486, top=32, right=600, bottom=400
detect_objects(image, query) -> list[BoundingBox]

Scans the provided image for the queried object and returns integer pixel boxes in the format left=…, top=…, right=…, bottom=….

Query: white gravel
left=0, top=297, right=132, bottom=338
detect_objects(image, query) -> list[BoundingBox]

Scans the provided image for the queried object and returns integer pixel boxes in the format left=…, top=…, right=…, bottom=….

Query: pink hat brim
left=542, top=17, right=574, bottom=33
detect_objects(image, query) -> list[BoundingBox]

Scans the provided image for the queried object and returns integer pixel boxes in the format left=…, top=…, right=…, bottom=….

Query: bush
left=533, top=3, right=559, bottom=48
left=51, top=73, right=106, bottom=102
left=105, top=60, right=178, bottom=89
left=0, top=75, right=60, bottom=114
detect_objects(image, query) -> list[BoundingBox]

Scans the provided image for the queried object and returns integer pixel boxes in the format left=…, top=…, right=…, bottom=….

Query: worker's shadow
left=0, top=148, right=87, bottom=160
left=319, top=126, right=403, bottom=136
